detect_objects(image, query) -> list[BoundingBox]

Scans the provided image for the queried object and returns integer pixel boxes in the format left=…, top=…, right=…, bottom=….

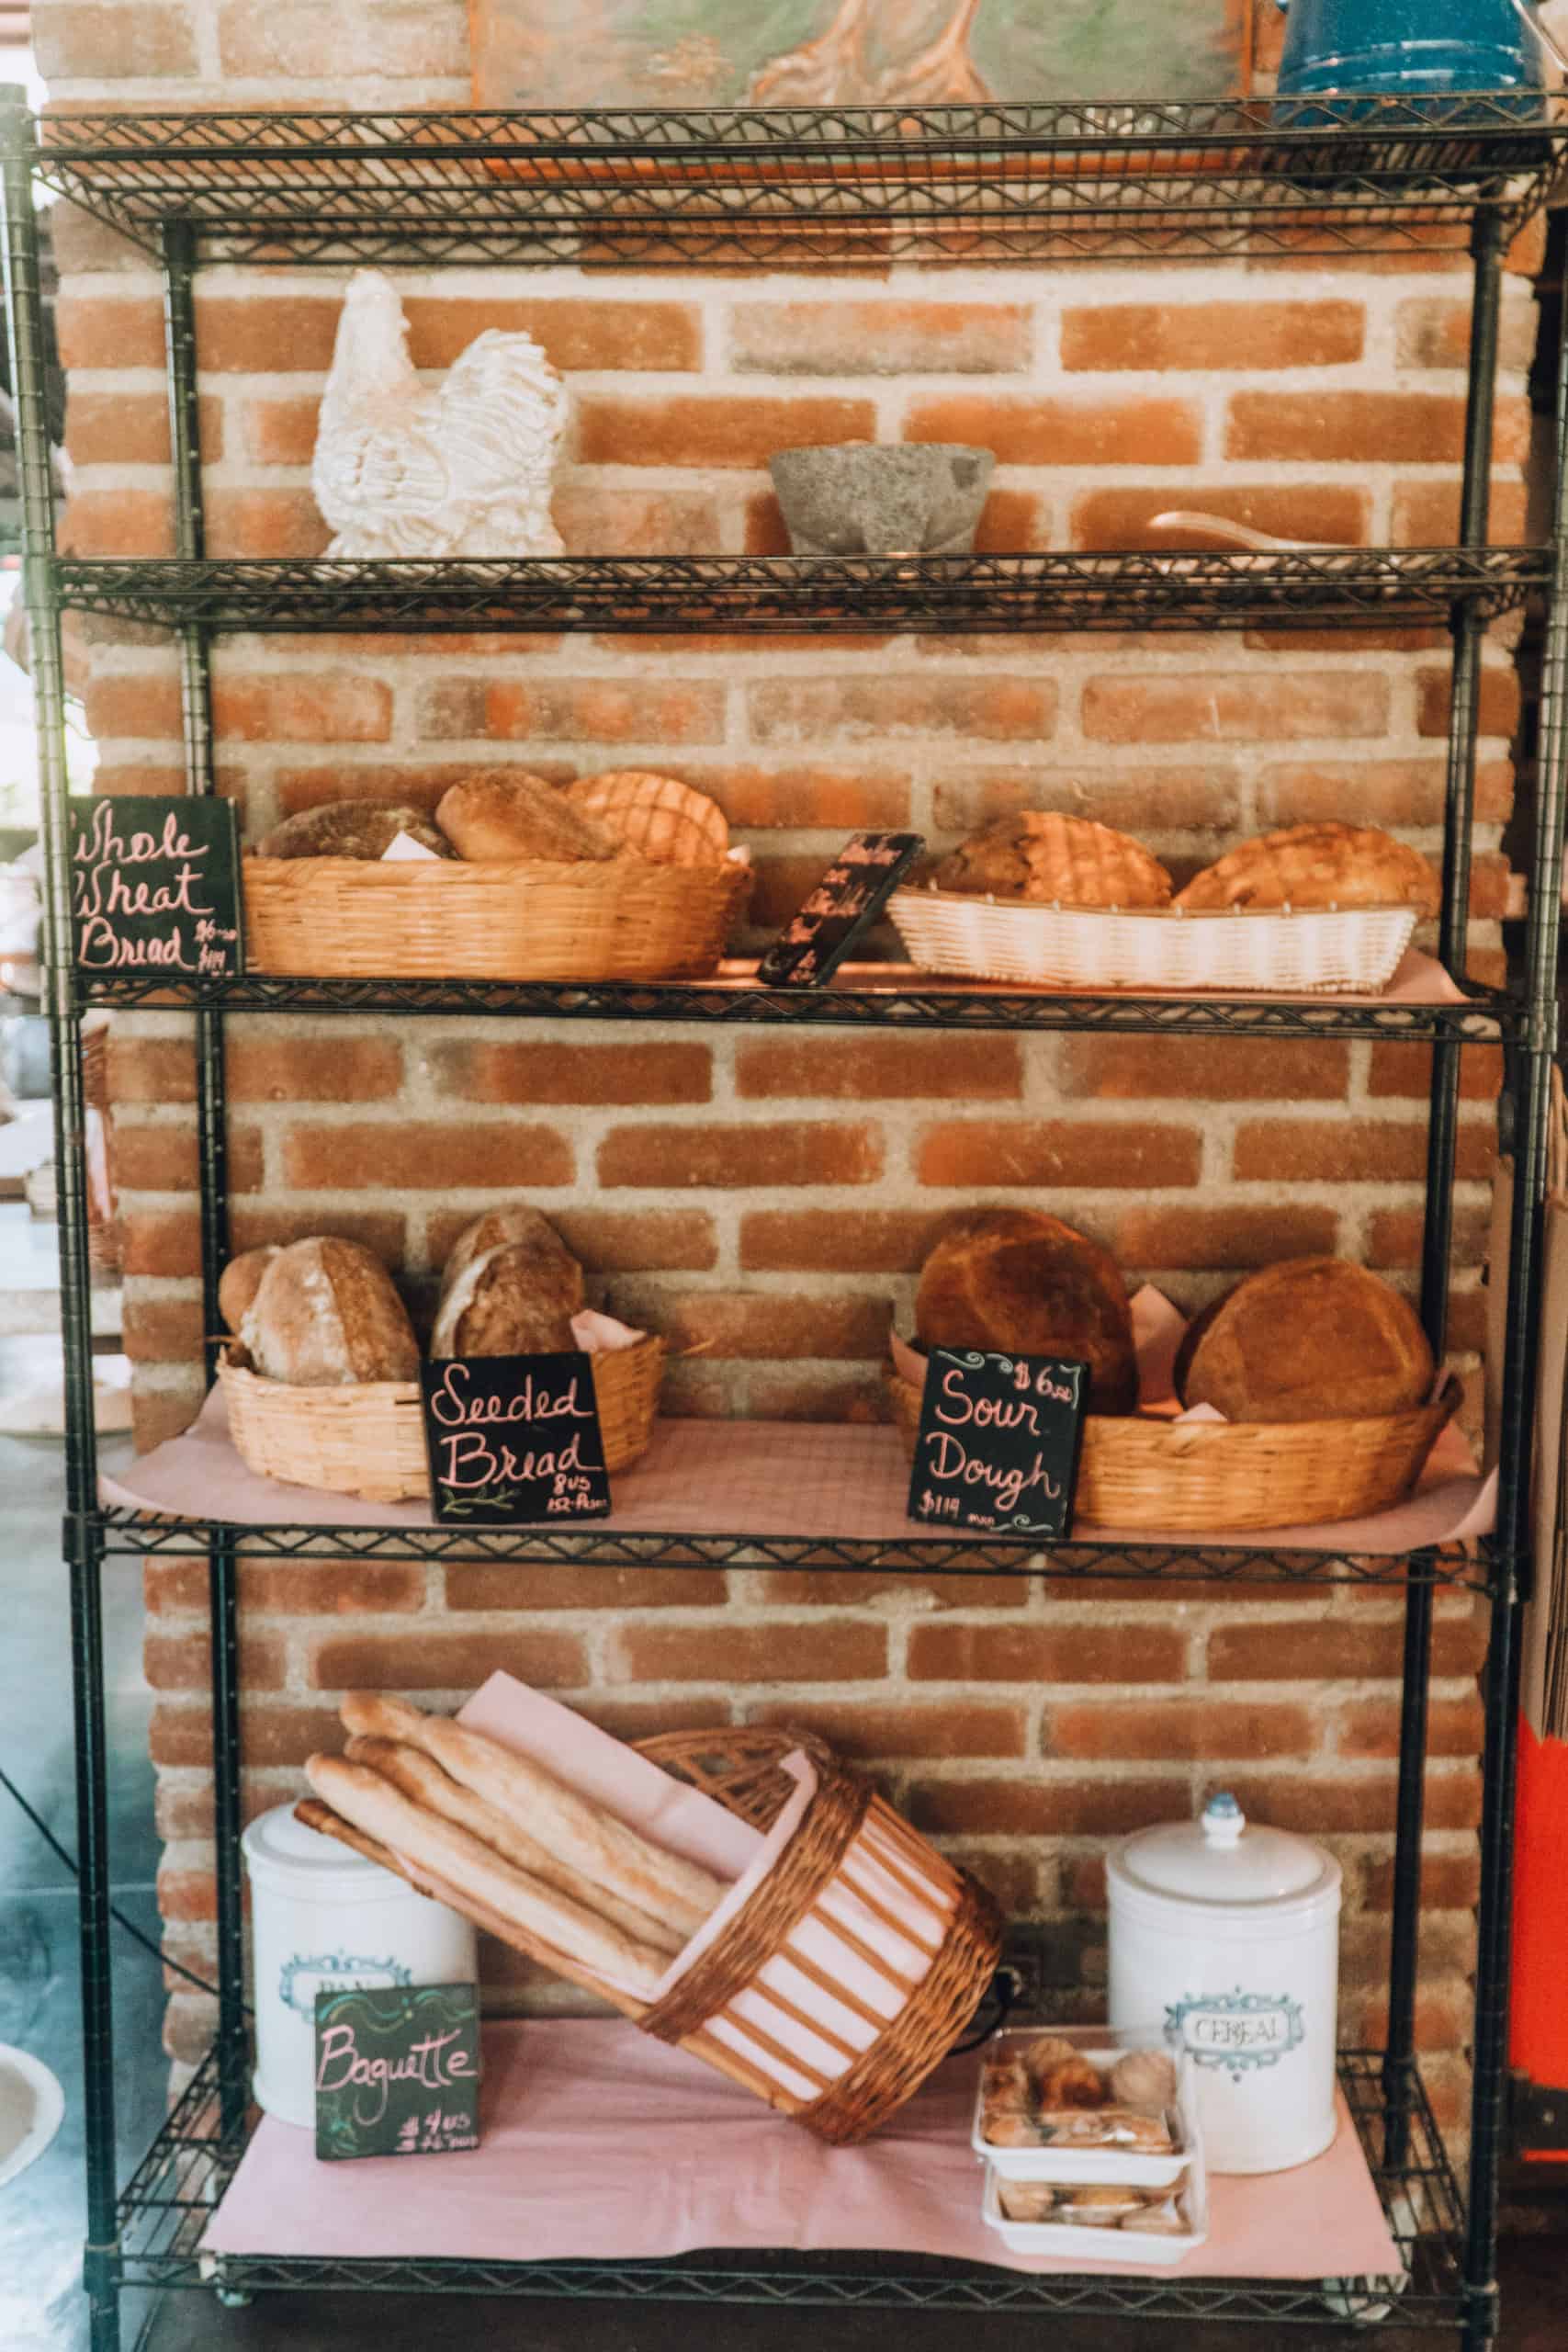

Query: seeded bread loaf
left=915, top=1209, right=1138, bottom=1415
left=432, top=1206, right=585, bottom=1358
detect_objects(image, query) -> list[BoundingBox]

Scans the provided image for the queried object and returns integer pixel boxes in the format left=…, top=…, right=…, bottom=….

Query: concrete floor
left=0, top=1432, right=1563, bottom=2352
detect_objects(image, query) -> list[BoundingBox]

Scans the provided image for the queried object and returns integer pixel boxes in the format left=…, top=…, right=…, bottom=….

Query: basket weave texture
left=219, top=1336, right=666, bottom=1501
left=886, top=1365, right=1458, bottom=1534
left=243, top=854, right=751, bottom=981
left=888, top=888, right=1417, bottom=994
left=304, top=1725, right=1001, bottom=2145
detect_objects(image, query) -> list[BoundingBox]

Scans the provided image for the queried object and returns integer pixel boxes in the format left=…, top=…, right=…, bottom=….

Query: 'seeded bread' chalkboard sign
left=907, top=1349, right=1087, bottom=1541
left=314, top=1982, right=480, bottom=2162
left=420, top=1351, right=612, bottom=1525
left=70, top=795, right=243, bottom=978
left=756, top=831, right=924, bottom=987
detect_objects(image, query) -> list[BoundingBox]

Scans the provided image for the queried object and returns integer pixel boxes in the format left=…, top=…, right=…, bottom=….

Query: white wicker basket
left=887, top=888, right=1418, bottom=995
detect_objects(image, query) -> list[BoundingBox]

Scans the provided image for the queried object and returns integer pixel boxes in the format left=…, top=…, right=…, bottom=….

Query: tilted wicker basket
left=243, top=854, right=751, bottom=982
left=219, top=1336, right=666, bottom=1503
left=887, top=887, right=1418, bottom=995
left=300, top=1724, right=1003, bottom=2145
left=886, top=1363, right=1459, bottom=1534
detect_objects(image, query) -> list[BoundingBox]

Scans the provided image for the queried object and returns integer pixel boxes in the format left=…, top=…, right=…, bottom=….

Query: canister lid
left=1109, top=1792, right=1338, bottom=1910
left=242, top=1801, right=407, bottom=1897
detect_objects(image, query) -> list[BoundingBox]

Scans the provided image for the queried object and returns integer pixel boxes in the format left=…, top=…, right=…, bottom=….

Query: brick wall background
left=42, top=0, right=1544, bottom=2128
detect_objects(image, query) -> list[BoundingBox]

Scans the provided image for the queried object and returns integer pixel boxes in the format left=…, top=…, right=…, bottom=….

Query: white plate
left=972, top=2025, right=1197, bottom=2187
left=981, top=2159, right=1209, bottom=2267
left=0, top=2044, right=65, bottom=2191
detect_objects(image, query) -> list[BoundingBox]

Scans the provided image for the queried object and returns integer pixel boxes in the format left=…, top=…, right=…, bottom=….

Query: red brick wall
left=47, top=6, right=1542, bottom=2130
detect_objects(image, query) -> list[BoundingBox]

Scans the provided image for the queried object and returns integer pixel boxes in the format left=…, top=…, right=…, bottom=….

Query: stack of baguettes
left=300, top=1694, right=726, bottom=2000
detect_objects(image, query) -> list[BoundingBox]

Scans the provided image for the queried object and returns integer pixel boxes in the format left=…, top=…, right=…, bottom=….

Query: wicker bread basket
left=243, top=854, right=751, bottom=982
left=219, top=1336, right=667, bottom=1503
left=886, top=1362, right=1459, bottom=1534
left=301, top=1724, right=1003, bottom=2145
left=887, top=887, right=1418, bottom=995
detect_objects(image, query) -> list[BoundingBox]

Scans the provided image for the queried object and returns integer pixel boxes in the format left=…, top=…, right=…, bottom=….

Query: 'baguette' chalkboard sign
left=420, top=1351, right=612, bottom=1525
left=756, top=830, right=924, bottom=987
left=314, top=1982, right=480, bottom=2163
left=69, top=795, right=243, bottom=979
left=907, top=1349, right=1087, bottom=1541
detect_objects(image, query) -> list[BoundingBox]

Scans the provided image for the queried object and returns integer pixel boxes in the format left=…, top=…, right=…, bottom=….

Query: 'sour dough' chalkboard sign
left=907, top=1349, right=1087, bottom=1541
left=70, top=795, right=243, bottom=978
left=419, top=1352, right=612, bottom=1525
left=755, top=831, right=924, bottom=987
left=314, top=1982, right=480, bottom=2162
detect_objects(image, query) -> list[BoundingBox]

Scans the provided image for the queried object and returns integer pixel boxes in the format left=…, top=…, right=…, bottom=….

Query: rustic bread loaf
left=255, top=802, right=454, bottom=861
left=218, top=1245, right=280, bottom=1332
left=915, top=1210, right=1138, bottom=1414
left=436, top=773, right=619, bottom=864
left=239, top=1238, right=420, bottom=1386
left=433, top=1206, right=585, bottom=1359
left=1175, top=823, right=1439, bottom=915
left=935, top=813, right=1172, bottom=910
left=565, top=771, right=729, bottom=868
left=1179, top=1258, right=1435, bottom=1422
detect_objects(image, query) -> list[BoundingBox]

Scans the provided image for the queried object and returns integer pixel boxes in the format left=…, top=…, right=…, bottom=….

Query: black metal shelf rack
left=7, top=94, right=1568, bottom=2352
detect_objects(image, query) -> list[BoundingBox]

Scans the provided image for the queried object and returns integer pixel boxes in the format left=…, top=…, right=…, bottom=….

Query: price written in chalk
left=69, top=795, right=243, bottom=979
left=755, top=830, right=924, bottom=987
left=315, top=1983, right=481, bottom=2162
left=419, top=1351, right=612, bottom=1525
left=907, top=1348, right=1086, bottom=1541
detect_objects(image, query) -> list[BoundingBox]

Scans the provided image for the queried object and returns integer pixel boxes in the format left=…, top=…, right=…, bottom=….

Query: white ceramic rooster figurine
left=312, top=271, right=568, bottom=560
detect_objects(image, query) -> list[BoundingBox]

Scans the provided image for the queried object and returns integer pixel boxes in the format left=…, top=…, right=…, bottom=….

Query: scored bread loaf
left=564, top=772, right=729, bottom=868
left=915, top=1210, right=1138, bottom=1415
left=218, top=1244, right=280, bottom=1333
left=433, top=1204, right=585, bottom=1358
left=935, top=813, right=1172, bottom=910
left=436, top=772, right=619, bottom=864
left=1179, top=1258, right=1435, bottom=1423
left=1175, top=823, right=1439, bottom=915
left=255, top=801, right=454, bottom=861
left=239, top=1238, right=420, bottom=1386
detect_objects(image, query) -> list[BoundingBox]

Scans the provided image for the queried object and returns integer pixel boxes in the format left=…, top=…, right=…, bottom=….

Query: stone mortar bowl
left=768, top=442, right=995, bottom=557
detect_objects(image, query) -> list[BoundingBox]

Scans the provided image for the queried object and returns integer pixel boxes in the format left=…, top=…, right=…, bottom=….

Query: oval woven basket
left=887, top=888, right=1418, bottom=995
left=300, top=1724, right=1002, bottom=2146
left=243, top=854, right=752, bottom=981
left=219, top=1336, right=667, bottom=1502
left=886, top=1364, right=1459, bottom=1534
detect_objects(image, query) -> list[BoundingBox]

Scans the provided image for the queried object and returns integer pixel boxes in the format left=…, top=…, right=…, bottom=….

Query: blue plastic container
left=1276, top=0, right=1548, bottom=116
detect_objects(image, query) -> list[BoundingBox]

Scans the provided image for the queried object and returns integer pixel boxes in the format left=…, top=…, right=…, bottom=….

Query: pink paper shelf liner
left=99, top=1392, right=1493, bottom=1555
left=200, top=2018, right=1403, bottom=2282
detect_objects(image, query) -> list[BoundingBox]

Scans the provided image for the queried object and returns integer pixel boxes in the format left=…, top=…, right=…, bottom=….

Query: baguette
left=340, top=1692, right=726, bottom=1941
left=344, top=1734, right=684, bottom=1960
left=304, top=1752, right=669, bottom=1997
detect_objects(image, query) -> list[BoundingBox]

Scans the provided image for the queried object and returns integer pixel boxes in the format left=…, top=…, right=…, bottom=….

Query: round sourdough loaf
left=1178, top=1257, right=1435, bottom=1422
left=914, top=1209, right=1138, bottom=1414
left=255, top=801, right=454, bottom=860
left=239, top=1238, right=419, bottom=1386
left=433, top=1206, right=585, bottom=1358
left=435, top=772, right=619, bottom=864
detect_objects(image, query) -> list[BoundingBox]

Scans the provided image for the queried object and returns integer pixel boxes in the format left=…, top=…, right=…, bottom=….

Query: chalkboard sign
left=907, top=1349, right=1087, bottom=1541
left=69, top=795, right=243, bottom=979
left=420, top=1351, right=612, bottom=1525
left=314, top=1982, right=480, bottom=2163
left=756, top=831, right=924, bottom=987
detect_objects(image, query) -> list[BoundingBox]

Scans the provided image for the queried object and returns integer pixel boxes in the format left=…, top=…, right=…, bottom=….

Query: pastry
left=1032, top=2056, right=1110, bottom=2111
left=935, top=813, right=1172, bottom=909
left=1175, top=822, right=1439, bottom=916
left=915, top=1211, right=1138, bottom=1416
left=1110, top=2048, right=1179, bottom=2109
left=998, top=2182, right=1057, bottom=2223
left=1061, top=2184, right=1145, bottom=2227
left=1126, top=2198, right=1188, bottom=2235
left=239, top=1238, right=419, bottom=1386
left=218, top=1244, right=280, bottom=1332
left=566, top=771, right=729, bottom=867
left=254, top=801, right=454, bottom=860
left=1179, top=1257, right=1435, bottom=1423
left=433, top=1207, right=585, bottom=1359
left=435, top=772, right=619, bottom=864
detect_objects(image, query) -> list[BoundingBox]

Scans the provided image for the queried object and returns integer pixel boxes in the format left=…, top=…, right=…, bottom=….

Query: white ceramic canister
left=1107, top=1792, right=1342, bottom=2175
left=243, top=1803, right=478, bottom=2129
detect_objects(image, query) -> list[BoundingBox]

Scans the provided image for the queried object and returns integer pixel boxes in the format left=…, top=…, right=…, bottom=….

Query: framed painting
left=470, top=1, right=1259, bottom=110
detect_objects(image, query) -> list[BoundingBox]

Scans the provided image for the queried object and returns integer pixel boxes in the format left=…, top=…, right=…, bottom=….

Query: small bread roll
left=436, top=773, right=618, bottom=864
left=433, top=1208, right=585, bottom=1360
left=240, top=1238, right=419, bottom=1386
left=916, top=1211, right=1138, bottom=1416
left=218, top=1245, right=279, bottom=1333
left=1179, top=1258, right=1435, bottom=1423
left=255, top=802, right=453, bottom=861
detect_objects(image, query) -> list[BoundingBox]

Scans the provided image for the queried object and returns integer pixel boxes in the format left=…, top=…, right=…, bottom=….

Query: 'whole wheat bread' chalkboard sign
left=907, top=1349, right=1087, bottom=1542
left=315, top=1982, right=481, bottom=2162
left=756, top=831, right=924, bottom=987
left=70, top=794, right=243, bottom=979
left=420, top=1351, right=612, bottom=1525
